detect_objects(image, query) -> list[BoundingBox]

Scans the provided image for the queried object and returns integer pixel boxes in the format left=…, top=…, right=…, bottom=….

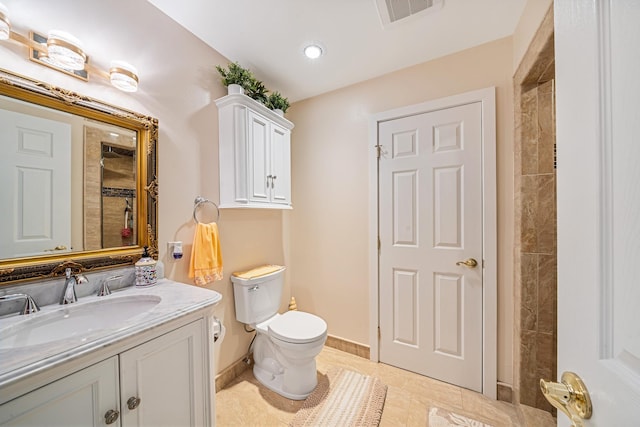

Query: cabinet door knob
left=271, top=175, right=277, bottom=188
left=104, top=409, right=120, bottom=424
left=127, top=396, right=142, bottom=410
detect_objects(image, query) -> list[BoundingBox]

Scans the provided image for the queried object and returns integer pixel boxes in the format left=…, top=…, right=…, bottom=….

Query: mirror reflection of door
left=101, top=143, right=136, bottom=248
left=0, top=109, right=71, bottom=258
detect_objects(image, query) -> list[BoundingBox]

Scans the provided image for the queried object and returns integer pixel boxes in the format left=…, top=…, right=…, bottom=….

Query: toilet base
left=253, top=362, right=317, bottom=400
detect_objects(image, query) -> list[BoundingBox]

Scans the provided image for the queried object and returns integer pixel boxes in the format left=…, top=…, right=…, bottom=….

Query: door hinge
left=375, top=144, right=382, bottom=159
left=377, top=326, right=381, bottom=339
left=378, top=237, right=381, bottom=251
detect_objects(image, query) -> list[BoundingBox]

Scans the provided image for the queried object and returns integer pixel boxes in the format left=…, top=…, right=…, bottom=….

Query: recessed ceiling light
left=304, top=44, right=323, bottom=59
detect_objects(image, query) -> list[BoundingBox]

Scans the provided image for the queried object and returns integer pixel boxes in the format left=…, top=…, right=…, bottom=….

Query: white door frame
left=368, top=87, right=497, bottom=398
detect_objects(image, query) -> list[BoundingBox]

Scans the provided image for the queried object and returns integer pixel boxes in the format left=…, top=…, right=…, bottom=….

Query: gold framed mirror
left=0, top=68, right=158, bottom=285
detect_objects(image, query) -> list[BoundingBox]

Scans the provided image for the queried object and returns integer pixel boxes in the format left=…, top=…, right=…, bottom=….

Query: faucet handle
left=97, top=280, right=112, bottom=297
left=21, top=295, right=40, bottom=315
left=0, top=293, right=40, bottom=315
left=98, top=275, right=122, bottom=297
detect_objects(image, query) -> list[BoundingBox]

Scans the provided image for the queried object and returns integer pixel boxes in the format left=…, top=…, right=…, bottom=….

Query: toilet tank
left=231, top=265, right=285, bottom=324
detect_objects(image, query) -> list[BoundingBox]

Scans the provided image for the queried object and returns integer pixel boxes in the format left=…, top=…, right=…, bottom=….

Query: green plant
left=245, top=77, right=268, bottom=105
left=266, top=91, right=290, bottom=113
left=216, top=63, right=290, bottom=111
left=215, top=62, right=252, bottom=88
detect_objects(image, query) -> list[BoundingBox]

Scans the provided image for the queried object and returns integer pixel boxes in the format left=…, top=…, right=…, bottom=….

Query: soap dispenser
left=135, top=246, right=157, bottom=287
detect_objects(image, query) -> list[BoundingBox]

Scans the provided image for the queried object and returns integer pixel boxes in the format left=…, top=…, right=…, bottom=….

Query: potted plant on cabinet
left=266, top=91, right=290, bottom=116
left=215, top=62, right=252, bottom=95
left=245, top=77, right=269, bottom=105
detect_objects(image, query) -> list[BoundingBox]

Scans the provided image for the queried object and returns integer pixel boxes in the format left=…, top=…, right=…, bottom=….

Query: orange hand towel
left=188, top=222, right=223, bottom=286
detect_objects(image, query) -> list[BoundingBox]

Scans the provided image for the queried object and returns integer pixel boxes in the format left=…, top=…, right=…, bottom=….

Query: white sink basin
left=0, top=295, right=161, bottom=349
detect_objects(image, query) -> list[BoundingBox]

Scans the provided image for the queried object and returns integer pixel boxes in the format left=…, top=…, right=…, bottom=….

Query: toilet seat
left=267, top=311, right=327, bottom=344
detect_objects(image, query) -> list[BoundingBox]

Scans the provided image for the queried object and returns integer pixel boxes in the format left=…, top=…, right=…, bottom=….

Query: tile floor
left=215, top=346, right=556, bottom=426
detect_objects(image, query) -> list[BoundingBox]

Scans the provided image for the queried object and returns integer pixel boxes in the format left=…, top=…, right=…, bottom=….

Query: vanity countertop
left=0, top=279, right=221, bottom=390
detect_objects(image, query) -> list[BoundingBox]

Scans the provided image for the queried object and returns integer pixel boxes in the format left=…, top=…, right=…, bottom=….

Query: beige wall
left=287, top=37, right=515, bottom=385
left=0, top=0, right=284, bottom=373
left=513, top=0, right=554, bottom=71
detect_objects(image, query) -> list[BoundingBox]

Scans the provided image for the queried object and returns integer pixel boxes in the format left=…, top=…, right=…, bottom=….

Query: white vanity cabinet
left=0, top=357, right=119, bottom=426
left=0, top=310, right=214, bottom=427
left=216, top=93, right=294, bottom=209
left=119, top=320, right=206, bottom=427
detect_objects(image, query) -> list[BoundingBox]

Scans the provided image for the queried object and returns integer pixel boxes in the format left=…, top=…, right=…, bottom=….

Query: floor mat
left=428, top=407, right=494, bottom=427
left=290, top=367, right=387, bottom=426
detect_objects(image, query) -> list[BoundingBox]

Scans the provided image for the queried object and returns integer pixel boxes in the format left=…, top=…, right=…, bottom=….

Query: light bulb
left=110, top=60, right=139, bottom=92
left=0, top=3, right=10, bottom=41
left=47, top=30, right=86, bottom=70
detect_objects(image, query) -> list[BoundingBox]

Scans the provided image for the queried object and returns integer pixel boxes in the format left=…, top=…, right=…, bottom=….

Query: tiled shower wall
left=519, top=78, right=557, bottom=412
left=84, top=126, right=137, bottom=250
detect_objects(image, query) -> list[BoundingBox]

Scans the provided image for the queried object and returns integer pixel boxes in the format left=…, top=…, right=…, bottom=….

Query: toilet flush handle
left=249, top=285, right=259, bottom=292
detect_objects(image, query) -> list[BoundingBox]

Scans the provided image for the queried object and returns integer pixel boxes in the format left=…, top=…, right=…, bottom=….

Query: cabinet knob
left=104, top=409, right=120, bottom=424
left=127, top=396, right=142, bottom=410
left=271, top=175, right=277, bottom=188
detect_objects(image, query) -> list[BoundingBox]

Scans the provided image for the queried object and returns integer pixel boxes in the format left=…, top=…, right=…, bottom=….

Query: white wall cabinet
left=217, top=93, right=294, bottom=209
left=0, top=320, right=208, bottom=427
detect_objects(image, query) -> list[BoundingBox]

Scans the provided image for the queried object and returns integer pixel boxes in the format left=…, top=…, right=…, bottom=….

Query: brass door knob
left=540, top=371, right=592, bottom=427
left=44, top=245, right=67, bottom=252
left=456, top=258, right=478, bottom=268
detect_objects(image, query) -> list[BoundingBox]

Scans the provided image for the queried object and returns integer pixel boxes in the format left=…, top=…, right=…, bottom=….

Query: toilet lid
left=268, top=311, right=327, bottom=344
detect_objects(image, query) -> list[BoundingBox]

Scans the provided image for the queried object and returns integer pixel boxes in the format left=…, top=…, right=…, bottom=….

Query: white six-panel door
left=0, top=109, right=71, bottom=259
left=555, top=0, right=640, bottom=424
left=378, top=102, right=484, bottom=391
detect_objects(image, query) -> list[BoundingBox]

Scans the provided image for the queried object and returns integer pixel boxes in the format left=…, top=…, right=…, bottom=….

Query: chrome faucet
left=60, top=267, right=88, bottom=305
left=97, top=275, right=122, bottom=297
left=0, top=293, right=40, bottom=315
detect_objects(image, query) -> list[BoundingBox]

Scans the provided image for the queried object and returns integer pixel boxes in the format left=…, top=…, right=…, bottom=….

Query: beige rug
left=428, top=407, right=494, bottom=427
left=290, top=367, right=387, bottom=426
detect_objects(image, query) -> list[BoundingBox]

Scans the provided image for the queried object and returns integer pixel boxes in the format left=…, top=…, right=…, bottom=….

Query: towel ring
left=193, top=196, right=220, bottom=224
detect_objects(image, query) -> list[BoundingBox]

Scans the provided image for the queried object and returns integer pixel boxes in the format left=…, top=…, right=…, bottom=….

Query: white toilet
left=231, top=265, right=327, bottom=400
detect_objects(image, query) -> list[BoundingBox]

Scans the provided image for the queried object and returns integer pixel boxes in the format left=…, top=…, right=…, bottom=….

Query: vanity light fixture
left=109, top=60, right=139, bottom=93
left=0, top=3, right=9, bottom=40
left=0, top=3, right=139, bottom=92
left=45, top=30, right=86, bottom=71
left=303, top=44, right=323, bottom=59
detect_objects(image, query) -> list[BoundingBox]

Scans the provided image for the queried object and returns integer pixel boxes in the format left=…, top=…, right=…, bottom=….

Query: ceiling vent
left=375, top=0, right=444, bottom=27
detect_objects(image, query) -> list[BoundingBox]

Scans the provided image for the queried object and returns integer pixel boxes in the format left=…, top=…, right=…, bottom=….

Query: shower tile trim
left=513, top=3, right=556, bottom=414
